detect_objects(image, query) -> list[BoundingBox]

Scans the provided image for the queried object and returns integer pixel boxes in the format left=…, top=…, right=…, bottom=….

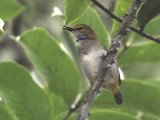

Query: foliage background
left=0, top=0, right=160, bottom=120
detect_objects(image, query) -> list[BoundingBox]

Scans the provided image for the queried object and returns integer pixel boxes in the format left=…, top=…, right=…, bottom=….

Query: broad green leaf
left=146, top=79, right=160, bottom=87
left=0, top=104, right=14, bottom=120
left=143, top=17, right=160, bottom=36
left=0, top=62, right=52, bottom=120
left=65, top=0, right=91, bottom=24
left=54, top=112, right=68, bottom=120
left=137, top=0, right=160, bottom=31
left=122, top=63, right=160, bottom=80
left=118, top=42, right=160, bottom=66
left=20, top=28, right=81, bottom=105
left=133, top=16, right=160, bottom=41
left=72, top=8, right=109, bottom=48
left=112, top=0, right=133, bottom=36
left=111, top=108, right=159, bottom=120
left=94, top=80, right=160, bottom=116
left=144, top=113, right=159, bottom=120
left=0, top=0, right=24, bottom=21
left=68, top=109, right=140, bottom=120
left=89, top=109, right=140, bottom=120
left=0, top=83, right=27, bottom=120
left=56, top=105, right=159, bottom=120
left=52, top=93, right=68, bottom=118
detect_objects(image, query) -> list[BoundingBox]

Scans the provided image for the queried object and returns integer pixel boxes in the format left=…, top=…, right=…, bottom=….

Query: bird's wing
left=98, top=48, right=107, bottom=60
left=101, top=47, right=121, bottom=85
left=118, top=67, right=121, bottom=85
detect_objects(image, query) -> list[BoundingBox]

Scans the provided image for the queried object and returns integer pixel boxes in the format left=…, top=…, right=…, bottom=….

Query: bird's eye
left=77, top=27, right=83, bottom=30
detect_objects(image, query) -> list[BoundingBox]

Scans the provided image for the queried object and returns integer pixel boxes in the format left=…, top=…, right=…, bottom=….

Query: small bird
left=63, top=24, right=123, bottom=105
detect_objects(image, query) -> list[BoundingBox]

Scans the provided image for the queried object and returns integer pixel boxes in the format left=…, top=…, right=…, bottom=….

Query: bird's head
left=63, top=24, right=97, bottom=42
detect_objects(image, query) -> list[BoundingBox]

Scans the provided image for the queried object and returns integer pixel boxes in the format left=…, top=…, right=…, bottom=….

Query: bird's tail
left=111, top=86, right=123, bottom=105
left=113, top=91, right=123, bottom=105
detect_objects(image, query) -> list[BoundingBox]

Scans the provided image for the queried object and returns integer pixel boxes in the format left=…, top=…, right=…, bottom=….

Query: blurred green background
left=0, top=0, right=160, bottom=120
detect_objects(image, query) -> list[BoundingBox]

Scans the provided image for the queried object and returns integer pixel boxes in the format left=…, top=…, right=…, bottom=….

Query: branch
left=63, top=98, right=84, bottom=120
left=91, top=0, right=160, bottom=43
left=77, top=0, right=143, bottom=120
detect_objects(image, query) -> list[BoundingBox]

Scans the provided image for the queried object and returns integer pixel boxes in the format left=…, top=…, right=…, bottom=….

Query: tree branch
left=63, top=98, right=84, bottom=120
left=91, top=0, right=160, bottom=43
left=77, top=0, right=143, bottom=120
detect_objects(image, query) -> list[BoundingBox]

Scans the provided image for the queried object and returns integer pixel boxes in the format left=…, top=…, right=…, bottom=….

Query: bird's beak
left=62, top=26, right=75, bottom=31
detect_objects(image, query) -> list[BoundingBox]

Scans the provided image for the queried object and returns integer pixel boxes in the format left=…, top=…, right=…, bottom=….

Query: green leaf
left=94, top=80, right=160, bottom=116
left=121, top=63, right=160, bottom=80
left=0, top=62, right=52, bottom=120
left=72, top=8, right=109, bottom=48
left=68, top=109, right=140, bottom=120
left=55, top=108, right=158, bottom=120
left=52, top=93, right=68, bottom=118
left=144, top=113, right=159, bottom=120
left=0, top=104, right=14, bottom=120
left=111, top=108, right=159, bottom=120
left=0, top=84, right=26, bottom=120
left=89, top=109, right=140, bottom=120
left=137, top=0, right=160, bottom=31
left=54, top=112, right=68, bottom=120
left=146, top=79, right=160, bottom=87
left=133, top=16, right=160, bottom=41
left=20, top=28, right=81, bottom=105
left=143, top=16, right=160, bottom=36
left=111, top=0, right=133, bottom=36
left=0, top=0, right=24, bottom=21
left=118, top=42, right=160, bottom=66
left=65, top=0, right=91, bottom=25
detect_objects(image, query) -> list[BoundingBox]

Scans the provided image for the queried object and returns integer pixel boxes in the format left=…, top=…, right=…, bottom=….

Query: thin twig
left=130, top=26, right=160, bottom=43
left=91, top=0, right=160, bottom=43
left=63, top=98, right=84, bottom=120
left=77, top=0, right=143, bottom=120
left=63, top=96, right=84, bottom=120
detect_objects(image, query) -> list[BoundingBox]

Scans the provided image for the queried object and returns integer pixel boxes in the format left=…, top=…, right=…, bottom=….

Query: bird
left=63, top=24, right=123, bottom=105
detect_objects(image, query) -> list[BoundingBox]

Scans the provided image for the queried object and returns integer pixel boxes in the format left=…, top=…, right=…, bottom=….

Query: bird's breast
left=80, top=50, right=102, bottom=81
